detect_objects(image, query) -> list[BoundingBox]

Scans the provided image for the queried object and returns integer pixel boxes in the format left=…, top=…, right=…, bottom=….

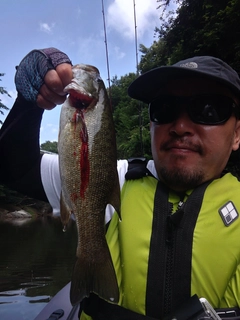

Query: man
left=0, top=48, right=240, bottom=319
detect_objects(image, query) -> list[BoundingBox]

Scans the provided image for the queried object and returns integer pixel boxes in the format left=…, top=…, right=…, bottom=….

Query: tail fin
left=70, top=247, right=119, bottom=306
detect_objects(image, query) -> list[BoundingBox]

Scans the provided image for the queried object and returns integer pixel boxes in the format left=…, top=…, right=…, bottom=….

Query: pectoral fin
left=60, top=192, right=71, bottom=230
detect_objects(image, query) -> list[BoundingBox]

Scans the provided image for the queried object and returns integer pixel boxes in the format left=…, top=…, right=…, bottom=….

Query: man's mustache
left=161, top=138, right=203, bottom=154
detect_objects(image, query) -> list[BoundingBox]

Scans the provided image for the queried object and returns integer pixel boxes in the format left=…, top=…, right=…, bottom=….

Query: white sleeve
left=104, top=159, right=128, bottom=223
left=40, top=155, right=129, bottom=221
left=40, top=153, right=61, bottom=216
left=147, top=159, right=158, bottom=179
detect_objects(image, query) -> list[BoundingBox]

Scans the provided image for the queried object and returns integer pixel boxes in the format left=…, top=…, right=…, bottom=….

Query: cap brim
left=128, top=66, right=238, bottom=104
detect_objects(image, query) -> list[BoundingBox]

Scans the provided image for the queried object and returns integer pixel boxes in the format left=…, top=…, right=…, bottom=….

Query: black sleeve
left=0, top=94, right=48, bottom=202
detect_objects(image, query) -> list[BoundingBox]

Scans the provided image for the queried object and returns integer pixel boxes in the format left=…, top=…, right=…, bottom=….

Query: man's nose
left=169, top=107, right=195, bottom=136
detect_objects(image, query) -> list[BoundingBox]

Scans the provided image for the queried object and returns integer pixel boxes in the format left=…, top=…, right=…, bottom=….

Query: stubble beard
left=155, top=137, right=206, bottom=191
left=158, top=165, right=205, bottom=191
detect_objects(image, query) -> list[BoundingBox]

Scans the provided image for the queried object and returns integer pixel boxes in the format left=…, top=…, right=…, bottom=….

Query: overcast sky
left=0, top=0, right=173, bottom=143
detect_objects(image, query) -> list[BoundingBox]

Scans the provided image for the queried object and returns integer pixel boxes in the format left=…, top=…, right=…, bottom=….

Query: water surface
left=0, top=216, right=78, bottom=320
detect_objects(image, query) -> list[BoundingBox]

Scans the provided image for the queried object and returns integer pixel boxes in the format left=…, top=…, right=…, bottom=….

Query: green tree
left=41, top=140, right=58, bottom=154
left=140, top=0, right=240, bottom=72
left=0, top=73, right=10, bottom=125
left=138, top=41, right=169, bottom=74
left=110, top=73, right=151, bottom=159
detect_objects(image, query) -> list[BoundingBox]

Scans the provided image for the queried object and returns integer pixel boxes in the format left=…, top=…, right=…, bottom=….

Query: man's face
left=150, top=78, right=240, bottom=192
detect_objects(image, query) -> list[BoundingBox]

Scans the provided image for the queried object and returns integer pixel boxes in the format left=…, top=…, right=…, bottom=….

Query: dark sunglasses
left=149, top=94, right=239, bottom=125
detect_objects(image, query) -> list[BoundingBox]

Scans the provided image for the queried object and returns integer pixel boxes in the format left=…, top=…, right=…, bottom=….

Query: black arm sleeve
left=0, top=94, right=48, bottom=202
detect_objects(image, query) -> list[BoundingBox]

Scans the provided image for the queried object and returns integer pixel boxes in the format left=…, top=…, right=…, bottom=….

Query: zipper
left=164, top=200, right=185, bottom=316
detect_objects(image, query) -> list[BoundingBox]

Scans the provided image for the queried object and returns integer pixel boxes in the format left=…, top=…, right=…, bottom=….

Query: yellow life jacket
left=80, top=172, right=240, bottom=319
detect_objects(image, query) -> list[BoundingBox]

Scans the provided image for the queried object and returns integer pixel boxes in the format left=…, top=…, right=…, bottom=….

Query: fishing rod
left=133, top=0, right=144, bottom=157
left=101, top=0, right=112, bottom=105
left=133, top=0, right=139, bottom=76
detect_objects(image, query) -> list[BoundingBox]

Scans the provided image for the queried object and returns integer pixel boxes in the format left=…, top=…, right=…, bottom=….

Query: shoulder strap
left=82, top=293, right=157, bottom=320
left=145, top=180, right=211, bottom=318
left=125, top=157, right=154, bottom=180
left=81, top=293, right=206, bottom=320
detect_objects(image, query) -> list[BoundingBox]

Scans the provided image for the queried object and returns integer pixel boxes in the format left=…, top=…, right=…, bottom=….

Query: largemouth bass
left=58, top=64, right=120, bottom=306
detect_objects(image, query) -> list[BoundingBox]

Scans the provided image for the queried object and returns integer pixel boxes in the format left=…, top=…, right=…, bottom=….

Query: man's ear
left=232, top=120, right=240, bottom=151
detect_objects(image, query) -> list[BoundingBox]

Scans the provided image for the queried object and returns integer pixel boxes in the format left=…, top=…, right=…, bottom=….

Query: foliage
left=138, top=41, right=169, bottom=74
left=0, top=184, right=29, bottom=206
left=0, top=73, right=10, bottom=125
left=41, top=140, right=58, bottom=154
left=0, top=183, right=52, bottom=216
left=139, top=0, right=240, bottom=72
left=110, top=73, right=151, bottom=160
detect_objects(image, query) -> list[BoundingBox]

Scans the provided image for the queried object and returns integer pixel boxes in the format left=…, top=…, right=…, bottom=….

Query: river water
left=0, top=216, right=78, bottom=320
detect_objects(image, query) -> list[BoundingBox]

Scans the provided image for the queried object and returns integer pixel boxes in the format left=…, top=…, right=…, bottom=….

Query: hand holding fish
left=15, top=47, right=72, bottom=109
left=37, top=63, right=73, bottom=109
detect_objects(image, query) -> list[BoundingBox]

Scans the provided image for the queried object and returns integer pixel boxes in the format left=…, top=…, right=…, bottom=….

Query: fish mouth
left=63, top=80, right=94, bottom=109
left=67, top=89, right=95, bottom=110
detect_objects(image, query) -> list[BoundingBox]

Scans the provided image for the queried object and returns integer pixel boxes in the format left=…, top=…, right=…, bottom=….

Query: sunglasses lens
left=149, top=95, right=235, bottom=125
left=149, top=96, right=179, bottom=124
left=189, top=96, right=234, bottom=124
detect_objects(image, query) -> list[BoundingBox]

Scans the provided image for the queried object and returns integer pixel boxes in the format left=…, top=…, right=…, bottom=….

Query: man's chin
left=159, top=167, right=204, bottom=192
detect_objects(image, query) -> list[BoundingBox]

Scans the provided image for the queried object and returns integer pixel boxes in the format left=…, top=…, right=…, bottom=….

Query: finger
left=36, top=94, right=56, bottom=110
left=36, top=93, right=66, bottom=110
left=44, top=69, right=66, bottom=96
left=39, top=83, right=67, bottom=104
left=37, top=84, right=67, bottom=109
left=56, top=63, right=73, bottom=88
left=43, top=63, right=73, bottom=96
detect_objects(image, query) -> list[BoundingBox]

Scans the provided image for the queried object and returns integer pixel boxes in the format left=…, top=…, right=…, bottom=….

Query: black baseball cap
left=128, top=56, right=240, bottom=103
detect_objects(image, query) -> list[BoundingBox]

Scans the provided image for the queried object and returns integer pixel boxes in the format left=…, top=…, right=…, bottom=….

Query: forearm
left=0, top=94, right=48, bottom=201
left=0, top=47, right=72, bottom=202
